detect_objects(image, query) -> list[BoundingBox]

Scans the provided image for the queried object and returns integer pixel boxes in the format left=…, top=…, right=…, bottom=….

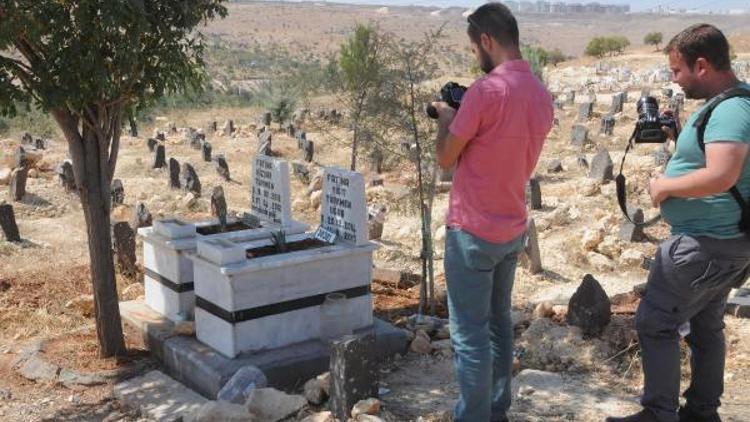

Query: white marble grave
left=140, top=156, right=307, bottom=322
left=190, top=167, right=377, bottom=358
left=250, top=155, right=292, bottom=226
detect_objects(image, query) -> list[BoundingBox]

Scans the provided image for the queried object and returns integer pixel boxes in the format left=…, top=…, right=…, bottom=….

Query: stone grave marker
left=0, top=203, right=21, bottom=242
left=547, top=159, right=563, bottom=173
left=520, top=218, right=542, bottom=274
left=566, top=90, right=576, bottom=105
left=367, top=204, right=386, bottom=240
left=14, top=146, right=28, bottom=168
left=113, top=222, right=137, bottom=278
left=610, top=92, right=626, bottom=114
left=21, top=132, right=32, bottom=145
left=250, top=155, right=292, bottom=226
left=370, top=149, right=384, bottom=174
left=589, top=148, right=614, bottom=182
left=262, top=112, right=272, bottom=126
left=619, top=206, right=644, bottom=242
left=329, top=334, right=378, bottom=422
left=303, top=140, right=314, bottom=163
left=571, top=124, right=589, bottom=147
left=153, top=144, right=166, bottom=169
left=9, top=168, right=28, bottom=201
left=662, top=88, right=673, bottom=98
left=222, top=120, right=234, bottom=137
left=291, top=161, right=310, bottom=184
left=600, top=115, right=615, bottom=136
left=111, top=179, right=125, bottom=206
left=34, top=138, right=46, bottom=150
left=577, top=155, right=589, bottom=169
left=527, top=177, right=542, bottom=210
left=321, top=167, right=368, bottom=246
left=56, top=160, right=76, bottom=192
left=131, top=202, right=153, bottom=230
left=208, top=121, right=217, bottom=133
left=211, top=186, right=228, bottom=229
left=147, top=138, right=158, bottom=152
left=257, top=130, right=272, bottom=156
left=168, top=158, right=180, bottom=189
left=155, top=131, right=166, bottom=142
left=213, top=155, right=230, bottom=181
left=201, top=141, right=212, bottom=162
left=577, top=102, right=593, bottom=122
left=181, top=163, right=201, bottom=197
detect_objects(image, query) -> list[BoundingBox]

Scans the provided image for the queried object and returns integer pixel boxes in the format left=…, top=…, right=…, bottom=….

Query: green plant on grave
left=270, top=230, right=288, bottom=254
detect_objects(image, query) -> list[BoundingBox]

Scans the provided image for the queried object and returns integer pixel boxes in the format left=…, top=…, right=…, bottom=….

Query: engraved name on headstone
left=320, top=168, right=368, bottom=246
left=250, top=155, right=292, bottom=226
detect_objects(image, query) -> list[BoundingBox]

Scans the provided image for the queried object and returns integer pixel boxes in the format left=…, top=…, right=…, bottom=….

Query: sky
left=300, top=0, right=750, bottom=12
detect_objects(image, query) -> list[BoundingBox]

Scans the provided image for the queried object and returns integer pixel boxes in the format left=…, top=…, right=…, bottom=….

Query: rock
left=552, top=305, right=568, bottom=318
left=217, top=366, right=268, bottom=405
left=172, top=321, right=195, bottom=336
left=409, top=330, right=432, bottom=354
left=147, top=138, right=158, bottom=152
left=309, top=190, right=322, bottom=209
left=351, top=398, right=381, bottom=418
left=577, top=179, right=600, bottom=197
left=0, top=167, right=11, bottom=185
left=619, top=207, right=644, bottom=242
left=213, top=155, right=230, bottom=181
left=0, top=203, right=21, bottom=242
left=18, top=353, right=60, bottom=381
left=587, top=251, right=614, bottom=272
left=169, top=158, right=181, bottom=189
left=8, top=167, right=28, bottom=201
left=183, top=192, right=198, bottom=210
left=566, top=274, right=612, bottom=337
left=152, top=144, right=166, bottom=168
left=581, top=228, right=604, bottom=252
left=56, top=160, right=76, bottom=192
left=619, top=248, right=645, bottom=267
left=186, top=401, right=254, bottom=422
left=244, top=388, right=306, bottom=422
left=547, top=160, right=563, bottom=173
left=58, top=368, right=106, bottom=387
left=306, top=170, right=324, bottom=196
left=317, top=372, right=331, bottom=396
left=511, top=369, right=563, bottom=400
left=65, top=295, right=95, bottom=317
left=300, top=411, right=334, bottom=422
left=533, top=302, right=555, bottom=319
left=367, top=204, right=386, bottom=240
left=303, top=376, right=327, bottom=405
left=527, top=177, right=542, bottom=210
left=211, top=186, right=228, bottom=228
left=115, top=370, right=207, bottom=421
left=596, top=235, right=621, bottom=258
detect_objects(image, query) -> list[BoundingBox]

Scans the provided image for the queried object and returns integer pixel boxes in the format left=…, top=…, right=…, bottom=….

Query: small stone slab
left=527, top=178, right=542, bottom=210
left=547, top=160, right=563, bottom=173
left=18, top=353, right=60, bottom=382
left=211, top=186, right=228, bottom=228
left=520, top=218, right=542, bottom=274
left=9, top=167, right=28, bottom=201
left=577, top=102, right=593, bottom=122
left=114, top=370, right=208, bottom=422
left=113, top=222, right=137, bottom=278
left=258, top=131, right=272, bottom=156
left=303, top=140, right=314, bottom=163
left=56, top=160, right=76, bottom=192
left=610, top=92, right=626, bottom=114
left=213, top=155, right=230, bottom=181
left=147, top=138, right=158, bottom=152
left=619, top=207, right=644, bottom=242
left=600, top=115, right=615, bottom=136
left=329, top=334, right=378, bottom=422
left=222, top=120, right=234, bottom=136
left=201, top=141, right=212, bottom=162
left=131, top=202, right=153, bottom=230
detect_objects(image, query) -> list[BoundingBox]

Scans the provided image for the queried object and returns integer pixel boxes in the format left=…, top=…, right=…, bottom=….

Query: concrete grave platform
left=120, top=299, right=409, bottom=399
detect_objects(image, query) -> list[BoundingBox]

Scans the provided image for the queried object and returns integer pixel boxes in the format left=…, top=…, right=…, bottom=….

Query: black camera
left=426, top=82, right=468, bottom=119
left=635, top=96, right=678, bottom=143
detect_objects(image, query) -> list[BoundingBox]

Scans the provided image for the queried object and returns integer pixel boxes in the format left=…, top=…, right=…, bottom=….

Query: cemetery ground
left=3, top=58, right=750, bottom=421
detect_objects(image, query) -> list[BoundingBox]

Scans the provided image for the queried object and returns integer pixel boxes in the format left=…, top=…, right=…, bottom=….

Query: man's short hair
left=665, top=24, right=732, bottom=71
left=467, top=3, right=519, bottom=48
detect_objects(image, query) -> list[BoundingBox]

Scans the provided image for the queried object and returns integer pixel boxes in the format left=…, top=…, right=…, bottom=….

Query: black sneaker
left=678, top=406, right=721, bottom=422
left=605, top=409, right=660, bottom=422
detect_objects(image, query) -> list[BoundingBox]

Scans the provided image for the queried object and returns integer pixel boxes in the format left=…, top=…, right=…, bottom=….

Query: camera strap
left=616, top=127, right=663, bottom=227
left=694, top=86, right=750, bottom=233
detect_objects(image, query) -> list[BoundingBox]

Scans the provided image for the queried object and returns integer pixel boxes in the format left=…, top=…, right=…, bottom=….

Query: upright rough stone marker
left=567, top=274, right=611, bottom=337
left=0, top=203, right=21, bottom=242
left=329, top=334, right=378, bottom=422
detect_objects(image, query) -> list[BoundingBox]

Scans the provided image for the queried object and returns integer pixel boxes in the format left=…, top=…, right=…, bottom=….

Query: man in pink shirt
left=431, top=3, right=553, bottom=421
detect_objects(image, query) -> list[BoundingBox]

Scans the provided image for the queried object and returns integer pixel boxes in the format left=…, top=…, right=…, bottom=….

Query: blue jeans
left=444, top=227, right=525, bottom=422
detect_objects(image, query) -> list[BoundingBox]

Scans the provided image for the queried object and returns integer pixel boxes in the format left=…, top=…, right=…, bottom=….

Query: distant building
left=500, top=0, right=630, bottom=14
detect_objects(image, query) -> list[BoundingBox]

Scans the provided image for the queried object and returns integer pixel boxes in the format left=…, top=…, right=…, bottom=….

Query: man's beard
left=479, top=45, right=494, bottom=74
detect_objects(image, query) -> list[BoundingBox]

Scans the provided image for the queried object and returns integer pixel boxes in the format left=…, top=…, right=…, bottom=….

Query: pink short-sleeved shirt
left=447, top=60, right=553, bottom=243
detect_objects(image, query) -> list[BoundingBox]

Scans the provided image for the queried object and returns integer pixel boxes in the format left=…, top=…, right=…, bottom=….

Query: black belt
left=195, top=284, right=370, bottom=323
left=144, top=268, right=194, bottom=293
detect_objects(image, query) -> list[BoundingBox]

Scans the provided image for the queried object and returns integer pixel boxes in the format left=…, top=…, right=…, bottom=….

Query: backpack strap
left=694, top=86, right=750, bottom=233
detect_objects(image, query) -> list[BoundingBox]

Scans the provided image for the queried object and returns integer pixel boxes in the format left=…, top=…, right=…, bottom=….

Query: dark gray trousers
left=636, top=234, right=750, bottom=421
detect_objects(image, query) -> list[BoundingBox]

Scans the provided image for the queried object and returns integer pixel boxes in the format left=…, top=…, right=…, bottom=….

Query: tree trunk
left=53, top=109, right=126, bottom=358
left=350, top=125, right=358, bottom=171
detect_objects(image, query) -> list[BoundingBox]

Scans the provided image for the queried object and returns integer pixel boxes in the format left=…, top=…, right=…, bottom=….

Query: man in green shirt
left=607, top=24, right=750, bottom=422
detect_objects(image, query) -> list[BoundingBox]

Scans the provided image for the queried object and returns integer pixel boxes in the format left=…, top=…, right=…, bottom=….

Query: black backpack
left=693, top=86, right=750, bottom=234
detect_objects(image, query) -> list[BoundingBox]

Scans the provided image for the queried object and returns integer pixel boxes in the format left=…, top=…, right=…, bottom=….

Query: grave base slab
left=120, top=299, right=408, bottom=399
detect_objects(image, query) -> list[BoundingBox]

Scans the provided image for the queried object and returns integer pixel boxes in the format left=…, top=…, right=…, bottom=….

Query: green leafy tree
left=585, top=37, right=607, bottom=58
left=0, top=0, right=226, bottom=357
left=644, top=32, right=663, bottom=51
left=339, top=24, right=387, bottom=171
left=254, top=79, right=299, bottom=128
left=521, top=46, right=549, bottom=82
left=585, top=36, right=630, bottom=58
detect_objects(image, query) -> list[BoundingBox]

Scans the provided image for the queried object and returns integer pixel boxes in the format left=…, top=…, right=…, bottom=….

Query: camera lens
left=637, top=96, right=660, bottom=121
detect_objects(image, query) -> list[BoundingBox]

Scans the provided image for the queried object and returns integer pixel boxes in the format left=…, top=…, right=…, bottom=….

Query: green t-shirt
left=661, top=82, right=750, bottom=239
